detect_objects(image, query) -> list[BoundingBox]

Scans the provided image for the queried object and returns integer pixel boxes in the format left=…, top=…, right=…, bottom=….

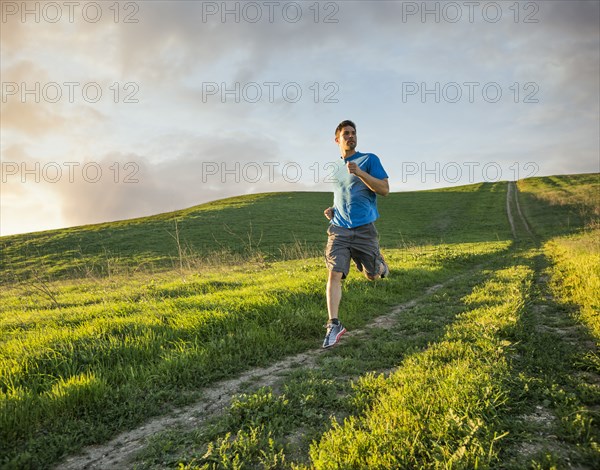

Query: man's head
left=335, top=120, right=357, bottom=155
left=335, top=120, right=356, bottom=139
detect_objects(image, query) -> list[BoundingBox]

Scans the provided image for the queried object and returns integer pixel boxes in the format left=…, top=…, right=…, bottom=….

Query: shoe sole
left=323, top=327, right=346, bottom=348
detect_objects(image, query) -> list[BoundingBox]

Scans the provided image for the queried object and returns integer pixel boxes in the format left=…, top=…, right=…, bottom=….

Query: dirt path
left=507, top=181, right=534, bottom=240
left=57, top=281, right=453, bottom=469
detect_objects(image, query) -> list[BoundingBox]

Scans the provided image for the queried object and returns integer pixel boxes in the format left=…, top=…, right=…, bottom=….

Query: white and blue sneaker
left=322, top=319, right=346, bottom=348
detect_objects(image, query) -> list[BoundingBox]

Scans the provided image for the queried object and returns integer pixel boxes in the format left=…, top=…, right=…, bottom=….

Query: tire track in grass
left=56, top=270, right=481, bottom=470
left=498, top=253, right=600, bottom=468
left=158, top=257, right=527, bottom=469
left=499, top=185, right=599, bottom=467
left=507, top=182, right=519, bottom=239
left=507, top=181, right=536, bottom=242
left=513, top=183, right=534, bottom=238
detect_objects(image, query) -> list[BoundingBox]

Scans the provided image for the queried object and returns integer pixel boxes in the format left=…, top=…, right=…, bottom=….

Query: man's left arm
left=347, top=162, right=389, bottom=196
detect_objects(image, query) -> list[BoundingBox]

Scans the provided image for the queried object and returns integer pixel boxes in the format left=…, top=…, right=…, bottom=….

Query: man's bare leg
left=323, top=270, right=347, bottom=348
left=326, top=270, right=344, bottom=321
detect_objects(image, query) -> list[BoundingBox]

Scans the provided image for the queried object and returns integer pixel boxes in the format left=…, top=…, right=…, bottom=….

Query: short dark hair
left=335, top=120, right=356, bottom=137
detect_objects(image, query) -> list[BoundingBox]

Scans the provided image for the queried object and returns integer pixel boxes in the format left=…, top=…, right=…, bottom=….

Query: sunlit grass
left=304, top=265, right=530, bottom=469
left=545, top=228, right=600, bottom=341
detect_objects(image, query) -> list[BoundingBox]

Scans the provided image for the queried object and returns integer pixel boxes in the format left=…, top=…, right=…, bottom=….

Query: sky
left=1, top=0, right=599, bottom=236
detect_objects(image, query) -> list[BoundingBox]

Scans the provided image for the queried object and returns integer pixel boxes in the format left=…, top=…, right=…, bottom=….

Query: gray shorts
left=325, top=222, right=385, bottom=279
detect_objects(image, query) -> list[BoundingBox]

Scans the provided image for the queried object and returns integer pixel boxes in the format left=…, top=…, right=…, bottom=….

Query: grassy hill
left=1, top=174, right=598, bottom=469
left=1, top=182, right=515, bottom=282
left=5, top=175, right=595, bottom=283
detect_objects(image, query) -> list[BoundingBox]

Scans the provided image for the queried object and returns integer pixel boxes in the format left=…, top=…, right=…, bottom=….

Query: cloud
left=0, top=132, right=306, bottom=234
left=0, top=60, right=111, bottom=139
left=1, top=0, right=598, bottom=235
left=0, top=60, right=62, bottom=135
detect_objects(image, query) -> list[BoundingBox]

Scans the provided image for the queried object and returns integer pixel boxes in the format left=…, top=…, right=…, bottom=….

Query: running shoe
left=322, top=320, right=346, bottom=348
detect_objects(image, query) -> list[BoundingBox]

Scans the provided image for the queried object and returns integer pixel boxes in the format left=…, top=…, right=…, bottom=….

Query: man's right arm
left=324, top=207, right=334, bottom=220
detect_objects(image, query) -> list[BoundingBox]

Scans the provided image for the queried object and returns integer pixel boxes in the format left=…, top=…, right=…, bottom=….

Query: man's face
left=336, top=126, right=357, bottom=151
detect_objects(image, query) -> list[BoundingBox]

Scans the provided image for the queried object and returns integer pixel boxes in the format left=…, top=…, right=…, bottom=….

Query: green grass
left=1, top=174, right=599, bottom=468
left=135, top=254, right=518, bottom=469
left=305, top=264, right=531, bottom=469
left=544, top=230, right=600, bottom=341
left=0, top=242, right=506, bottom=468
left=138, top=244, right=599, bottom=469
left=517, top=173, right=599, bottom=238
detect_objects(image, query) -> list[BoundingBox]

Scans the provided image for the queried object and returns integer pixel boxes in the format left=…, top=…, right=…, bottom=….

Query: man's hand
left=347, top=161, right=389, bottom=196
left=324, top=207, right=334, bottom=220
left=346, top=161, right=364, bottom=177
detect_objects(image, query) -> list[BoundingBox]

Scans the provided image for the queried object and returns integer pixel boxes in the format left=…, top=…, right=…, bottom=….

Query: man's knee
left=328, top=270, right=344, bottom=284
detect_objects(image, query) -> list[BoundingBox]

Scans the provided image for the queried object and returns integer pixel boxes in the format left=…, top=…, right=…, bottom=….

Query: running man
left=322, top=120, right=390, bottom=348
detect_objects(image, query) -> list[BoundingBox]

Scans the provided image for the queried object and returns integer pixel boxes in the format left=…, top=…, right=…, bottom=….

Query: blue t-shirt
left=330, top=151, right=388, bottom=229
